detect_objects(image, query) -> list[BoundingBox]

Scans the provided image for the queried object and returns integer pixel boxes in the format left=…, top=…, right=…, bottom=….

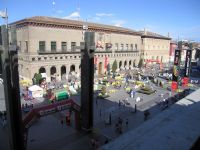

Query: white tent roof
left=28, top=85, right=43, bottom=91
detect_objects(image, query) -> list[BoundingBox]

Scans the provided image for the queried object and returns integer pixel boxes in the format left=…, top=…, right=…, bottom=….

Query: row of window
left=18, top=40, right=139, bottom=52
left=146, top=45, right=169, bottom=49
left=27, top=53, right=140, bottom=62
left=114, top=43, right=138, bottom=51
left=38, top=41, right=138, bottom=52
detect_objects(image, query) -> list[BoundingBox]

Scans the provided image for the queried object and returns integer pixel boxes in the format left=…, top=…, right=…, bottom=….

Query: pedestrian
left=91, top=138, right=95, bottom=147
left=144, top=110, right=150, bottom=121
left=96, top=98, right=98, bottom=106
left=134, top=103, right=137, bottom=113
left=104, top=138, right=109, bottom=144
left=126, top=119, right=128, bottom=126
left=60, top=119, right=64, bottom=127
left=118, top=100, right=121, bottom=107
left=99, top=109, right=102, bottom=117
left=109, top=113, right=112, bottom=125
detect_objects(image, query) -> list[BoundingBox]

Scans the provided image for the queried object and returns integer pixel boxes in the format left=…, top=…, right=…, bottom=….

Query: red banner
left=94, top=56, right=98, bottom=65
left=104, top=56, right=108, bottom=69
left=171, top=81, right=178, bottom=91
left=182, top=77, right=189, bottom=87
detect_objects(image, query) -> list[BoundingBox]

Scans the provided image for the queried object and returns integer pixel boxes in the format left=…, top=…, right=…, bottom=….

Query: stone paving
left=0, top=70, right=199, bottom=150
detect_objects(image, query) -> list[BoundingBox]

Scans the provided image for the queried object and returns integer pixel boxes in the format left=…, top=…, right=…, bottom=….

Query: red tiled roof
left=12, top=16, right=141, bottom=36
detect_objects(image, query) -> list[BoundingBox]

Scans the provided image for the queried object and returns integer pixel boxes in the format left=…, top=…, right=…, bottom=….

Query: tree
left=112, top=60, right=117, bottom=73
left=33, top=73, right=42, bottom=85
left=101, top=86, right=107, bottom=95
left=138, top=59, right=143, bottom=68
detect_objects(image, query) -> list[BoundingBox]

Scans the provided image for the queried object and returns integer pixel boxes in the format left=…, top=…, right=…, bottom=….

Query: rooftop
left=140, top=30, right=171, bottom=40
left=12, top=16, right=141, bottom=36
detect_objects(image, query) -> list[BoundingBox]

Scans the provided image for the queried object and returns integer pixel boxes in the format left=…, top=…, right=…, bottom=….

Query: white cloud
left=96, top=13, right=113, bottom=17
left=111, top=20, right=125, bottom=27
left=56, top=10, right=64, bottom=14
left=63, top=11, right=80, bottom=20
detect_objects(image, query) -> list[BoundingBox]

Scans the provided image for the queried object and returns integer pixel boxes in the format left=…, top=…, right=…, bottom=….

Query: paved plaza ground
left=0, top=68, right=199, bottom=150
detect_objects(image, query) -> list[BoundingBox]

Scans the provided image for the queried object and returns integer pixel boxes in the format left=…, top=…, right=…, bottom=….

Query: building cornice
left=12, top=16, right=142, bottom=36
left=141, top=35, right=171, bottom=40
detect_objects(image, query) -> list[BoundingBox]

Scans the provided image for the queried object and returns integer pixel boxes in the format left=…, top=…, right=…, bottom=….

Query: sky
left=0, top=0, right=200, bottom=41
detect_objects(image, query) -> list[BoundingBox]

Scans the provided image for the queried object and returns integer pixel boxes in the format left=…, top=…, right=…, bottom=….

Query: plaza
left=1, top=66, right=198, bottom=150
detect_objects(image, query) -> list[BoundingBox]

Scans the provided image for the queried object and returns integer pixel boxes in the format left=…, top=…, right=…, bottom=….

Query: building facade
left=140, top=30, right=171, bottom=64
left=12, top=16, right=171, bottom=82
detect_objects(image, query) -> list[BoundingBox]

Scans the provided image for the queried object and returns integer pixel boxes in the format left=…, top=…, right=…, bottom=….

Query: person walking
left=144, top=110, right=150, bottom=121
left=60, top=119, right=64, bottom=127
left=109, top=113, right=112, bottom=125
left=134, top=103, right=137, bottom=113
left=99, top=108, right=102, bottom=117
left=126, top=118, right=128, bottom=126
left=96, top=98, right=98, bottom=107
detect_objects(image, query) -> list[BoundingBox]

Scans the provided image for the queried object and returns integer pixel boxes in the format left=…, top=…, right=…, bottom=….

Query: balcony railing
left=38, top=49, right=81, bottom=54
left=115, top=49, right=139, bottom=53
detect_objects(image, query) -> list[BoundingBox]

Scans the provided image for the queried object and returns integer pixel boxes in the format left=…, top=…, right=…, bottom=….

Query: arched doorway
left=50, top=66, right=56, bottom=81
left=119, top=61, right=122, bottom=69
left=133, top=59, right=136, bottom=67
left=98, top=62, right=102, bottom=75
left=39, top=67, right=46, bottom=74
left=70, top=65, right=75, bottom=73
left=124, top=61, right=127, bottom=69
left=61, top=66, right=66, bottom=80
left=129, top=60, right=131, bottom=69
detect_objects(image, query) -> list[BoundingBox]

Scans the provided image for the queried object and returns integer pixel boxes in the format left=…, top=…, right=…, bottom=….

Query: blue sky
left=0, top=0, right=200, bottom=41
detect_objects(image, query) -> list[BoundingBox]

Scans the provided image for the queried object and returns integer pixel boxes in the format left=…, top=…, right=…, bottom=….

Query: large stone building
left=12, top=16, right=171, bottom=82
left=140, top=29, right=171, bottom=64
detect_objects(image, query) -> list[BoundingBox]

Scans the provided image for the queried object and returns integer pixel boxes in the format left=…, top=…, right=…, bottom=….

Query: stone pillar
left=46, top=66, right=51, bottom=82
left=81, top=32, right=95, bottom=131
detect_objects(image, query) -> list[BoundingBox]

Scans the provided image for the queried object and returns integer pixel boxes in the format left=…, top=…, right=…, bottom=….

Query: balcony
left=38, top=49, right=81, bottom=54
left=95, top=49, right=112, bottom=53
left=115, top=49, right=139, bottom=53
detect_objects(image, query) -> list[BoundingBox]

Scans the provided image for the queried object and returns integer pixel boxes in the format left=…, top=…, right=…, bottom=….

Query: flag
left=0, top=9, right=8, bottom=19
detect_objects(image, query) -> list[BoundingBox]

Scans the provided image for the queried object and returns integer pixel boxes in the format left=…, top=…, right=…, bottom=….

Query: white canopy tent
left=28, top=85, right=43, bottom=98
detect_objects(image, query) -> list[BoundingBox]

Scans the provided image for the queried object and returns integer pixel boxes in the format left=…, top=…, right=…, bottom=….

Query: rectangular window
left=126, top=44, right=129, bottom=50
left=71, top=42, right=76, bottom=51
left=39, top=41, right=45, bottom=52
left=115, top=43, right=118, bottom=51
left=51, top=41, right=56, bottom=52
left=25, top=41, right=28, bottom=52
left=135, top=44, right=138, bottom=50
left=61, top=42, right=67, bottom=52
left=130, top=44, right=133, bottom=50
left=121, top=44, right=124, bottom=50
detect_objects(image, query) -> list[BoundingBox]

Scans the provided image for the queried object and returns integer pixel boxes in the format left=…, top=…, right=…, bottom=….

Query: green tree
left=112, top=60, right=117, bottom=73
left=138, top=59, right=143, bottom=68
left=33, top=73, right=42, bottom=85
left=101, top=86, right=107, bottom=95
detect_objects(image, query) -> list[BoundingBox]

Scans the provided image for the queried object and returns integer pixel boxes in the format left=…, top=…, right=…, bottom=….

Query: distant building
left=170, top=41, right=177, bottom=62
left=10, top=16, right=171, bottom=82
left=140, top=29, right=171, bottom=64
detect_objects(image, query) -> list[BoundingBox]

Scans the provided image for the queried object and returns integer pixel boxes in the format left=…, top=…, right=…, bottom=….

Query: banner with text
left=183, top=50, right=192, bottom=86
left=171, top=49, right=181, bottom=91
